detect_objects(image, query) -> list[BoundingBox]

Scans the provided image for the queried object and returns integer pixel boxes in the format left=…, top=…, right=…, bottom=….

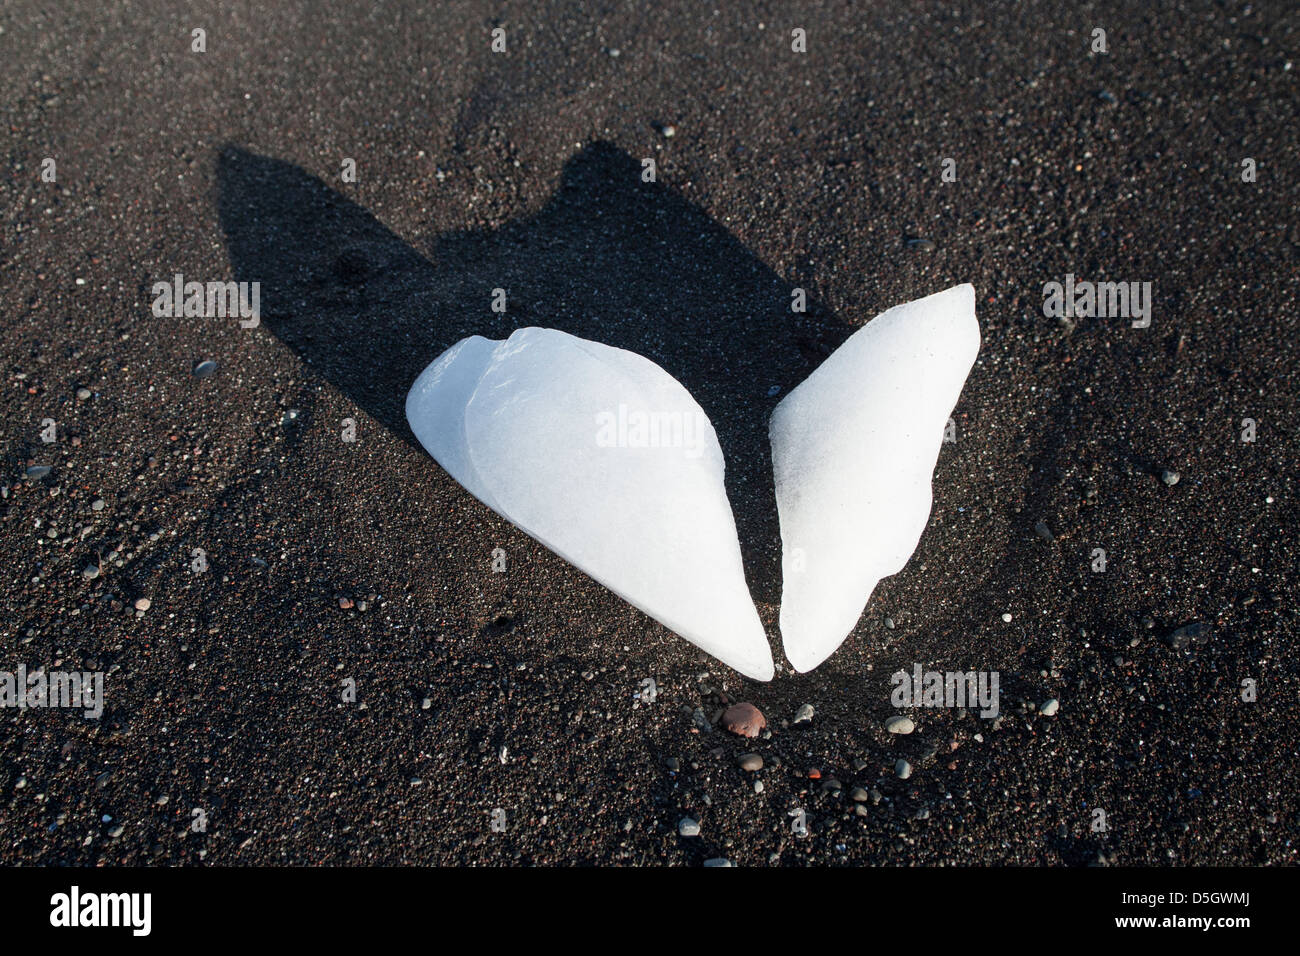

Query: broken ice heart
left=770, top=283, right=980, bottom=672
left=407, top=286, right=978, bottom=679
left=406, top=327, right=775, bottom=681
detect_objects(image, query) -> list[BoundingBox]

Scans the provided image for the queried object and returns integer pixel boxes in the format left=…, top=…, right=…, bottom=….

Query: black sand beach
left=1, top=1, right=1296, bottom=866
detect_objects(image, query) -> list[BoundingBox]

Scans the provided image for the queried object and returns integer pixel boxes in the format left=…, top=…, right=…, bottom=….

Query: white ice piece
left=770, top=284, right=980, bottom=672
left=406, top=327, right=774, bottom=681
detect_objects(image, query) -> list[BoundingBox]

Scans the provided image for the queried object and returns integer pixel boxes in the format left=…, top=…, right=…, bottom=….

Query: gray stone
left=885, top=715, right=915, bottom=735
left=738, top=753, right=763, bottom=772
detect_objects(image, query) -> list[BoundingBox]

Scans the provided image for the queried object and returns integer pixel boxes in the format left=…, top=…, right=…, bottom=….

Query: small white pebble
left=1001, top=613, right=1013, bottom=623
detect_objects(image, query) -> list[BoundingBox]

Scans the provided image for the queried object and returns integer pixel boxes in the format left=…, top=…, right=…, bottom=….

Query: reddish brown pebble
left=338, top=597, right=354, bottom=609
left=721, top=702, right=766, bottom=738
left=808, top=769, right=821, bottom=780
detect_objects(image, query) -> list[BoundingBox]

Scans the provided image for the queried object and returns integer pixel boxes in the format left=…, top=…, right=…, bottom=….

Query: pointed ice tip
left=782, top=641, right=823, bottom=674
left=739, top=652, right=776, bottom=682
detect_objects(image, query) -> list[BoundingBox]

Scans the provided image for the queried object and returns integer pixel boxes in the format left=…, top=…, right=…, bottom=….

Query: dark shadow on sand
left=216, top=142, right=851, bottom=606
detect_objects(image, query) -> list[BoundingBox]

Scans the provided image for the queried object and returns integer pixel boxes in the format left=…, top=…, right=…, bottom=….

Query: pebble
left=664, top=757, right=680, bottom=772
left=1160, top=467, right=1180, bottom=486
left=721, top=702, right=766, bottom=737
left=885, top=715, right=915, bottom=735
left=25, top=465, right=51, bottom=479
left=1034, top=519, right=1054, bottom=542
left=691, top=707, right=712, bottom=732
left=1001, top=613, right=1013, bottom=623
left=850, top=787, right=869, bottom=802
left=108, top=825, right=125, bottom=838
left=854, top=804, right=869, bottom=817
left=82, top=564, right=100, bottom=580
left=1167, top=622, right=1211, bottom=648
left=134, top=598, right=151, bottom=611
left=76, top=387, right=92, bottom=400
left=738, top=753, right=763, bottom=772
left=678, top=817, right=701, bottom=837
left=895, top=759, right=913, bottom=779
left=793, top=703, right=814, bottom=724
left=703, top=858, right=733, bottom=867
left=91, top=498, right=105, bottom=511
left=906, top=238, right=936, bottom=252
left=338, top=596, right=354, bottom=609
left=192, top=360, right=219, bottom=378
left=1040, top=698, right=1060, bottom=716
left=884, top=617, right=895, bottom=629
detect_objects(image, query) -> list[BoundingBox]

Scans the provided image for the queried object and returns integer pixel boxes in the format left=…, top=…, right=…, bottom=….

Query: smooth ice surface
left=407, top=327, right=774, bottom=681
left=770, top=284, right=980, bottom=672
